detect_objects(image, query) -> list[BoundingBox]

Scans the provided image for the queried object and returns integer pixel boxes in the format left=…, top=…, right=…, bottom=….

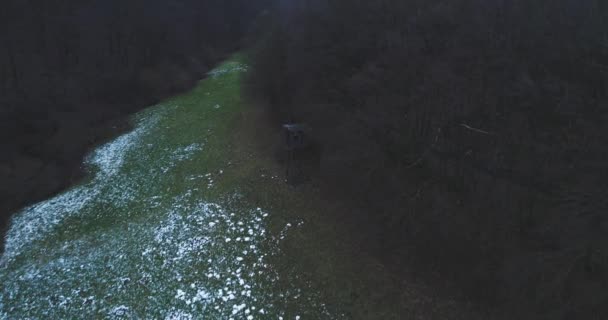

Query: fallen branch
left=460, top=123, right=495, bottom=135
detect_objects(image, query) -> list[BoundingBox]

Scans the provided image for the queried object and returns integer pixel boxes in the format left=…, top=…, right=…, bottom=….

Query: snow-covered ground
left=0, top=62, right=334, bottom=319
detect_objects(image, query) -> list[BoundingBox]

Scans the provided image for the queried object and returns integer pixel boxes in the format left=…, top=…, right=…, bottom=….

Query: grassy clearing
left=0, top=55, right=333, bottom=319
left=1, top=54, right=485, bottom=320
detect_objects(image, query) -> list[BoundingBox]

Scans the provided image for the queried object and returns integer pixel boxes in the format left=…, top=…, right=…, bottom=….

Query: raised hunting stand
left=283, top=124, right=309, bottom=184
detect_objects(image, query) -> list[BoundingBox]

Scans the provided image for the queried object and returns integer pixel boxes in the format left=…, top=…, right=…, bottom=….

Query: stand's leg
left=286, top=150, right=292, bottom=182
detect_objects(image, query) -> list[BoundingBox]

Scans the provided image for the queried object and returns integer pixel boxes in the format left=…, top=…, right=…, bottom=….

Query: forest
left=248, top=0, right=608, bottom=318
left=0, top=0, right=268, bottom=242
left=1, top=0, right=607, bottom=318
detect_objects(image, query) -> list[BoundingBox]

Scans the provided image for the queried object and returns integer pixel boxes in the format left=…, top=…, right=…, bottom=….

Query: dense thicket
left=0, top=0, right=267, bottom=244
left=249, top=0, right=608, bottom=318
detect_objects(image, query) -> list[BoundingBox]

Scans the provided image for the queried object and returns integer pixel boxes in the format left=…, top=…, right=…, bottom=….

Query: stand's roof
left=282, top=124, right=309, bottom=132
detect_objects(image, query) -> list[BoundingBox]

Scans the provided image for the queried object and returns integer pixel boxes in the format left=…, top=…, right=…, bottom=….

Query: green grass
left=0, top=55, right=335, bottom=319
left=1, top=54, right=483, bottom=320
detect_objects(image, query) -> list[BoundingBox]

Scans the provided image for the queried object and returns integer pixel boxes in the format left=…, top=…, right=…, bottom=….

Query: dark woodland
left=248, top=0, right=608, bottom=318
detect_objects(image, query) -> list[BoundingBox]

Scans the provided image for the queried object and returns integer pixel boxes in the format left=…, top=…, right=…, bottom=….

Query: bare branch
left=460, top=123, right=495, bottom=135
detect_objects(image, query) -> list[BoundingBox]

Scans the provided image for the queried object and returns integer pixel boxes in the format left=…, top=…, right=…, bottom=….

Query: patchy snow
left=207, top=63, right=249, bottom=78
left=89, top=115, right=159, bottom=178
left=0, top=63, right=336, bottom=319
left=108, top=305, right=131, bottom=317
left=165, top=310, right=194, bottom=320
left=171, top=143, right=204, bottom=163
left=2, top=114, right=161, bottom=260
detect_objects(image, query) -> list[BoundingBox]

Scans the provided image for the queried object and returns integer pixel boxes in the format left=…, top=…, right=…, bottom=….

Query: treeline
left=249, top=0, right=608, bottom=318
left=0, top=0, right=267, bottom=243
left=1, top=0, right=266, bottom=107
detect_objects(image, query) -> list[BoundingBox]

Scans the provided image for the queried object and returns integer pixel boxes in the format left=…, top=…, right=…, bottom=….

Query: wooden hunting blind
left=283, top=124, right=308, bottom=150
left=282, top=123, right=310, bottom=184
